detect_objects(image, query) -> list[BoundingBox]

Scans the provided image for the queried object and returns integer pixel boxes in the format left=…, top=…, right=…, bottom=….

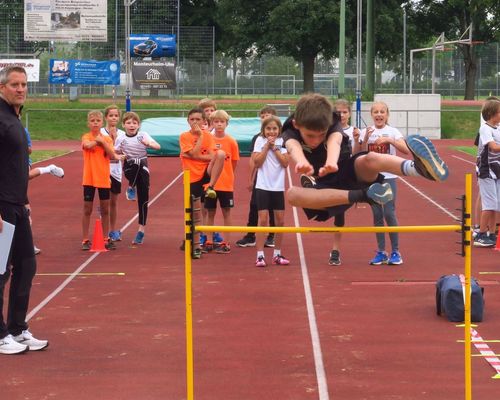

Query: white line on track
left=27, top=171, right=184, bottom=321
left=452, top=154, right=476, bottom=166
left=286, top=168, right=329, bottom=400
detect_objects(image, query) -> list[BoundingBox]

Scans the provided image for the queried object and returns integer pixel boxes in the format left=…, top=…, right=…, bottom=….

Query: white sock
left=273, top=249, right=281, bottom=257
left=257, top=250, right=264, bottom=258
left=38, top=166, right=51, bottom=175
left=401, top=160, right=420, bottom=177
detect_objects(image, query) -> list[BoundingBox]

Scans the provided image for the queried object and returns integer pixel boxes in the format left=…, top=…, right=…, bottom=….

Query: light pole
left=124, top=0, right=137, bottom=111
left=403, top=5, right=407, bottom=93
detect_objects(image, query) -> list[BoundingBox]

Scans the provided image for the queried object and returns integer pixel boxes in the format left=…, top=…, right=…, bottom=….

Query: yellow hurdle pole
left=196, top=225, right=461, bottom=234
left=183, top=170, right=194, bottom=400
left=464, top=174, right=472, bottom=400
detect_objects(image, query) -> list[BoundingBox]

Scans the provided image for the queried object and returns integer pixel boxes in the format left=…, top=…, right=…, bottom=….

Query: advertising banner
left=130, top=34, right=176, bottom=58
left=24, top=0, right=107, bottom=42
left=49, top=59, right=120, bottom=85
left=132, top=60, right=176, bottom=90
left=0, top=59, right=40, bottom=82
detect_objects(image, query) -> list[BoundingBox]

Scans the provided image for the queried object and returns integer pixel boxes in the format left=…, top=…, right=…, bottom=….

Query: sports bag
left=436, top=274, right=484, bottom=322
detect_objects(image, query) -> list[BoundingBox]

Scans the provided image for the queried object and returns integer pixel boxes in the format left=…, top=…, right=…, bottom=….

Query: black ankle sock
left=348, top=189, right=367, bottom=203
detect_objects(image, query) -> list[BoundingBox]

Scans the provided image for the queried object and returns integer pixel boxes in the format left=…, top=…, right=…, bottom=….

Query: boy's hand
left=94, top=134, right=104, bottom=145
left=295, top=161, right=314, bottom=176
left=191, top=123, right=202, bottom=136
left=318, top=162, right=338, bottom=177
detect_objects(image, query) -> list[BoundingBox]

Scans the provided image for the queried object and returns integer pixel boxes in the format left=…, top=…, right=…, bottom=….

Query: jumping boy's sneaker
left=48, top=164, right=64, bottom=178
left=0, top=334, right=29, bottom=355
left=205, top=186, right=217, bottom=199
left=109, top=230, right=122, bottom=242
left=328, top=250, right=341, bottom=266
left=255, top=256, right=267, bottom=267
left=473, top=232, right=495, bottom=247
left=264, top=234, right=275, bottom=248
left=406, top=135, right=449, bottom=181
left=272, top=254, right=290, bottom=265
left=388, top=251, right=403, bottom=265
left=369, top=251, right=389, bottom=265
left=126, top=186, right=136, bottom=201
left=13, top=330, right=48, bottom=351
left=300, top=174, right=317, bottom=188
left=236, top=235, right=256, bottom=247
left=132, top=231, right=145, bottom=245
left=366, top=182, right=393, bottom=205
left=82, top=239, right=91, bottom=251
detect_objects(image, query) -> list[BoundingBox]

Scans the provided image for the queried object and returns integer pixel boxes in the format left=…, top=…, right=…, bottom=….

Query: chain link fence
left=1, top=1, right=498, bottom=98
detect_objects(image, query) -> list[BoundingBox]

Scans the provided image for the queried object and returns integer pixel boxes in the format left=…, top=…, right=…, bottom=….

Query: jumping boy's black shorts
left=190, top=169, right=210, bottom=201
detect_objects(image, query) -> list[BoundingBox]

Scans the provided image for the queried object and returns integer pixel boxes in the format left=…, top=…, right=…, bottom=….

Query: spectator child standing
left=252, top=116, right=290, bottom=267
left=81, top=110, right=120, bottom=251
left=198, top=98, right=217, bottom=131
left=114, top=112, right=160, bottom=245
left=236, top=106, right=277, bottom=248
left=474, top=99, right=500, bottom=247
left=101, top=105, right=125, bottom=241
left=360, top=102, right=410, bottom=265
left=203, top=110, right=240, bottom=253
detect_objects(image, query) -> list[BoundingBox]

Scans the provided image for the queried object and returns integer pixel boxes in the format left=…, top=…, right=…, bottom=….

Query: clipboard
left=0, top=221, right=15, bottom=274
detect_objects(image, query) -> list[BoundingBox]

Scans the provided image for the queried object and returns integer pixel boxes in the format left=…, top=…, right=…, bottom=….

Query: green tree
left=409, top=0, right=499, bottom=99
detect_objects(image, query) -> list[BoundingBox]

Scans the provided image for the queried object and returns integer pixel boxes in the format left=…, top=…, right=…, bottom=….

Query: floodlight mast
left=124, top=0, right=138, bottom=111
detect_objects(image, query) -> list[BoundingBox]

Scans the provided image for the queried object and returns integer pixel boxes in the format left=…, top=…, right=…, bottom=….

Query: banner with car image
left=132, top=60, right=176, bottom=90
left=130, top=34, right=176, bottom=58
left=24, top=0, right=107, bottom=42
left=49, top=59, right=120, bottom=85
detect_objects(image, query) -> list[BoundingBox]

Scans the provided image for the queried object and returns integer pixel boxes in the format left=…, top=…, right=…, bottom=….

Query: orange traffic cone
left=494, top=232, right=500, bottom=252
left=90, top=219, right=108, bottom=252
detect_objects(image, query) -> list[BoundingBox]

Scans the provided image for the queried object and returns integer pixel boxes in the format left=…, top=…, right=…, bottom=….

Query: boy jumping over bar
left=283, top=94, right=449, bottom=220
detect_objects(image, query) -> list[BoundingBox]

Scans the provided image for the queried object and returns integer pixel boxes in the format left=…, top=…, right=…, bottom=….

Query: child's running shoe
left=105, top=239, right=116, bottom=250
left=192, top=248, right=202, bottom=259
left=48, top=164, right=64, bottom=178
left=126, top=186, right=136, bottom=201
left=369, top=251, right=388, bottom=265
left=300, top=174, right=317, bottom=188
left=328, top=250, right=341, bottom=266
left=132, top=231, right=144, bottom=245
left=200, top=234, right=208, bottom=246
left=205, top=186, right=217, bottom=199
left=236, top=234, right=256, bottom=247
left=255, top=256, right=267, bottom=267
left=473, top=232, right=495, bottom=247
left=366, top=182, right=393, bottom=205
left=82, top=239, right=91, bottom=251
left=109, top=230, right=122, bottom=242
left=202, top=241, right=213, bottom=253
left=272, top=254, right=290, bottom=265
left=264, top=234, right=275, bottom=248
left=388, top=251, right=403, bottom=265
left=215, top=242, right=231, bottom=254
left=406, top=135, right=449, bottom=181
left=34, top=246, right=41, bottom=255
left=212, top=232, right=224, bottom=244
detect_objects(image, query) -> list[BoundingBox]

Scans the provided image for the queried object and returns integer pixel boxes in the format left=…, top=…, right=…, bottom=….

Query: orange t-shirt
left=81, top=132, right=112, bottom=188
left=179, top=130, right=216, bottom=183
left=213, top=134, right=240, bottom=191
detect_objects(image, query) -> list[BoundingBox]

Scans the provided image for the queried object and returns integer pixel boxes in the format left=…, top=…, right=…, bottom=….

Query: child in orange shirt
left=81, top=110, right=121, bottom=251
left=204, top=110, right=240, bottom=253
left=179, top=107, right=225, bottom=258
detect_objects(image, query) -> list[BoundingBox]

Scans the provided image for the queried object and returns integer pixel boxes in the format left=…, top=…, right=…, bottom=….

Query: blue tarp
left=142, top=117, right=285, bottom=157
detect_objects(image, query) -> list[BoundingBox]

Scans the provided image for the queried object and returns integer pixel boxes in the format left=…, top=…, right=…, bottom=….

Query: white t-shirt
left=477, top=124, right=500, bottom=179
left=253, top=136, right=287, bottom=191
left=101, top=127, right=125, bottom=182
left=360, top=125, right=403, bottom=179
left=115, top=131, right=153, bottom=159
left=343, top=125, right=355, bottom=149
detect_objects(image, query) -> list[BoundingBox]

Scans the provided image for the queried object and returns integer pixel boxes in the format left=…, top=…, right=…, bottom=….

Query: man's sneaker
left=48, top=164, right=64, bottom=178
left=406, top=135, right=449, bottom=182
left=328, top=250, right=341, bottom=266
left=105, top=239, right=116, bottom=250
left=13, top=330, right=48, bottom=351
left=0, top=334, right=29, bottom=355
left=215, top=242, right=231, bottom=254
left=369, top=251, right=389, bottom=265
left=388, top=251, right=403, bottom=265
left=205, top=186, right=217, bottom=199
left=132, top=231, right=145, bottom=245
left=474, top=232, right=495, bottom=247
left=108, top=230, right=122, bottom=242
left=82, top=239, right=91, bottom=251
left=236, top=235, right=256, bottom=247
left=272, top=254, right=290, bottom=265
left=192, top=248, right=202, bottom=259
left=300, top=174, right=316, bottom=188
left=126, top=186, right=136, bottom=201
left=212, top=232, right=224, bottom=244
left=366, top=183, right=393, bottom=205
left=34, top=246, right=41, bottom=255
left=489, top=233, right=497, bottom=244
left=255, top=256, right=267, bottom=267
left=264, top=234, right=275, bottom=248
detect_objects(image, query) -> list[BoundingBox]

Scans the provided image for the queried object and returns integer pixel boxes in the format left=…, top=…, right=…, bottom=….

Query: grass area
left=31, top=150, right=69, bottom=163
left=452, top=146, right=477, bottom=156
left=23, top=98, right=481, bottom=141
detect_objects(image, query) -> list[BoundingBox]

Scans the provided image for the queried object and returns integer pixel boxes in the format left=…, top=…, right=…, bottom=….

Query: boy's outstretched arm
left=319, top=131, right=342, bottom=177
left=285, top=138, right=314, bottom=176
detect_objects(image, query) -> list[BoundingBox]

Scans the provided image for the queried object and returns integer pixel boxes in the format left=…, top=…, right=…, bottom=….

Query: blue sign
left=49, top=59, right=120, bottom=85
left=130, top=34, right=176, bottom=58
